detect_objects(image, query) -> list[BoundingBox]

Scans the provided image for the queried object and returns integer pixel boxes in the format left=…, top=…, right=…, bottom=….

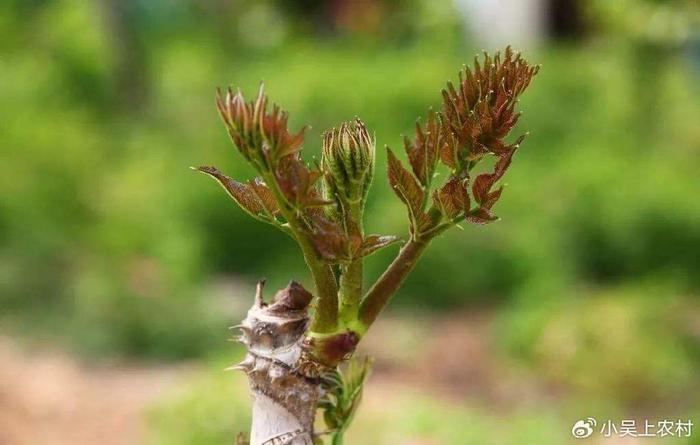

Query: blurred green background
left=1, top=0, right=699, bottom=444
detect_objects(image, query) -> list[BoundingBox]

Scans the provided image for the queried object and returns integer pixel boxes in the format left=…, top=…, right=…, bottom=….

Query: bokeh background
left=1, top=0, right=699, bottom=444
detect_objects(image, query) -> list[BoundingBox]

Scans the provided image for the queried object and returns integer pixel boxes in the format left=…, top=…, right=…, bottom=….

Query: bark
left=234, top=281, right=325, bottom=445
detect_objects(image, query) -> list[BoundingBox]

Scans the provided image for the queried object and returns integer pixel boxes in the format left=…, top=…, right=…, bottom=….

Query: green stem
left=262, top=172, right=339, bottom=332
left=332, top=430, right=345, bottom=445
left=304, top=243, right=341, bottom=332
left=338, top=202, right=364, bottom=325
left=338, top=260, right=362, bottom=324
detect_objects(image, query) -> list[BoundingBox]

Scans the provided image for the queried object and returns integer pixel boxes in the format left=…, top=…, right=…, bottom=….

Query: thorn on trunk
left=227, top=356, right=254, bottom=372
left=255, top=279, right=266, bottom=307
left=230, top=324, right=253, bottom=337
left=235, top=335, right=249, bottom=344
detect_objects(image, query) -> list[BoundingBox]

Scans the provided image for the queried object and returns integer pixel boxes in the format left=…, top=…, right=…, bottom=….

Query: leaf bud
left=322, top=118, right=375, bottom=207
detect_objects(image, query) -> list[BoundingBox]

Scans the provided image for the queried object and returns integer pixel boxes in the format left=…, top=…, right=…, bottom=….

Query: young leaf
left=472, top=144, right=518, bottom=208
left=360, top=235, right=401, bottom=258
left=440, top=46, right=538, bottom=175
left=404, top=111, right=444, bottom=187
left=195, top=166, right=280, bottom=222
left=248, top=177, right=281, bottom=216
left=215, top=85, right=306, bottom=168
left=471, top=174, right=492, bottom=207
left=482, top=186, right=503, bottom=210
left=306, top=211, right=362, bottom=263
left=466, top=207, right=498, bottom=225
left=438, top=129, right=459, bottom=170
left=387, top=148, right=429, bottom=234
left=262, top=102, right=306, bottom=160
left=433, top=176, right=471, bottom=220
left=275, top=157, right=332, bottom=209
left=319, top=356, right=373, bottom=444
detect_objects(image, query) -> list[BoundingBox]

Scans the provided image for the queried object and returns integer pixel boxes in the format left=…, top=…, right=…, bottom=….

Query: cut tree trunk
left=234, top=281, right=326, bottom=445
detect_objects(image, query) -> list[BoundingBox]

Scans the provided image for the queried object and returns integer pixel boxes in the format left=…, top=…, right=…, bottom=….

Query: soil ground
left=0, top=312, right=635, bottom=445
left=0, top=336, right=194, bottom=445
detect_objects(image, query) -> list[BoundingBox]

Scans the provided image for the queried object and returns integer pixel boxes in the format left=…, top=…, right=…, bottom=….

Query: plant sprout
left=197, top=46, right=538, bottom=445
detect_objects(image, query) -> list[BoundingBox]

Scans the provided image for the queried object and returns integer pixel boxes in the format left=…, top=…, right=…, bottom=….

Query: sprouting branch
left=320, top=120, right=376, bottom=325
left=199, top=45, right=538, bottom=355
left=201, top=45, right=539, bottom=445
left=259, top=168, right=340, bottom=332
left=359, top=46, right=539, bottom=331
left=358, top=238, right=428, bottom=327
left=202, top=85, right=341, bottom=332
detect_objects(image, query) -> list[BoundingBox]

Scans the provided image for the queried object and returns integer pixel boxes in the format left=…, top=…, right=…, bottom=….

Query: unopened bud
left=322, top=118, right=375, bottom=206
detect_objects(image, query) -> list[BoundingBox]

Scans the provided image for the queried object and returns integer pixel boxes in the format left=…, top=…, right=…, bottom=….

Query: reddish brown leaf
left=416, top=212, right=436, bottom=234
left=439, top=133, right=458, bottom=169
left=472, top=145, right=518, bottom=207
left=405, top=112, right=444, bottom=186
left=308, top=216, right=348, bottom=262
left=472, top=173, right=493, bottom=206
left=360, top=235, right=401, bottom=257
left=439, top=47, right=538, bottom=173
left=482, top=186, right=503, bottom=210
left=433, top=176, right=471, bottom=219
left=404, top=134, right=422, bottom=179
left=493, top=144, right=518, bottom=179
left=387, top=148, right=426, bottom=229
left=216, top=84, right=307, bottom=165
left=197, top=166, right=278, bottom=221
left=466, top=207, right=499, bottom=225
left=248, top=177, right=280, bottom=216
left=306, top=211, right=362, bottom=263
left=275, top=157, right=332, bottom=209
left=344, top=217, right=364, bottom=257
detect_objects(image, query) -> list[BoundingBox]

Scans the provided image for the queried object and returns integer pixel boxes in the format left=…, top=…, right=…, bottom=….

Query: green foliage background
left=1, top=0, right=699, bottom=443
